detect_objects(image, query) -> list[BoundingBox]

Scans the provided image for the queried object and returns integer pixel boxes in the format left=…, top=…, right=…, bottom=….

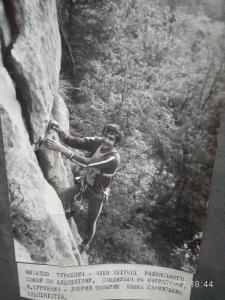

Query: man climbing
left=44, top=123, right=122, bottom=252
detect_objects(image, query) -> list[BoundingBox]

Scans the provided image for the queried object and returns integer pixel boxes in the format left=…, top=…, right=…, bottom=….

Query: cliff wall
left=0, top=0, right=81, bottom=265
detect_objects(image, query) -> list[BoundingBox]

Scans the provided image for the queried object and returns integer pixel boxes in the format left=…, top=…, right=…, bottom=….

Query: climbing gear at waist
left=73, top=176, right=87, bottom=202
left=102, top=185, right=110, bottom=204
left=73, top=175, right=111, bottom=203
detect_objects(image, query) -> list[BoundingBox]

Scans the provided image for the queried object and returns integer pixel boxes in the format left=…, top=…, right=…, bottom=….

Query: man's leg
left=59, top=183, right=81, bottom=216
left=82, top=189, right=103, bottom=248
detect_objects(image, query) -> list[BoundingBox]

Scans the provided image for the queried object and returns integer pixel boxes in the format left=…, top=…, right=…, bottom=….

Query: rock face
left=10, top=0, right=61, bottom=145
left=52, top=95, right=74, bottom=187
left=0, top=0, right=82, bottom=265
left=38, top=95, right=74, bottom=194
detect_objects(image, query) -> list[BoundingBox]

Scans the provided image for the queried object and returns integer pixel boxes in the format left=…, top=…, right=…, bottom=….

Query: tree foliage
left=59, top=0, right=225, bottom=270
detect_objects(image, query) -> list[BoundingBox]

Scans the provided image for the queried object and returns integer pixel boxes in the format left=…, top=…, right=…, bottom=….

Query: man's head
left=102, top=124, right=123, bottom=149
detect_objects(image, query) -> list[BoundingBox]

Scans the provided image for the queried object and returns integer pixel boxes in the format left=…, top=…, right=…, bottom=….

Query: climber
left=44, top=122, right=122, bottom=252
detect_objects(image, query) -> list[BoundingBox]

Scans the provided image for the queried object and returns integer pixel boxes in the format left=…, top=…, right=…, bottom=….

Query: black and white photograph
left=0, top=0, right=225, bottom=274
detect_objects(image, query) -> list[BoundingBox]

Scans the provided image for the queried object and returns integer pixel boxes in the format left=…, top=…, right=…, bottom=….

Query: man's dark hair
left=102, top=124, right=123, bottom=145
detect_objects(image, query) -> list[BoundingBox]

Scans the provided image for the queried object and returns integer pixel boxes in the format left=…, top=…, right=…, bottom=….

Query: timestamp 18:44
left=192, top=281, right=214, bottom=288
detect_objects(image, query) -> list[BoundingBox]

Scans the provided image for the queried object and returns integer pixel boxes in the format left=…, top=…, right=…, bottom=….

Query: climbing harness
left=71, top=145, right=120, bottom=206
left=73, top=176, right=87, bottom=202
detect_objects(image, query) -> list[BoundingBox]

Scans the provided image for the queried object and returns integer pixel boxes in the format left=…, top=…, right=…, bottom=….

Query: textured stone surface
left=0, top=57, right=80, bottom=265
left=52, top=95, right=70, bottom=134
left=0, top=1, right=11, bottom=47
left=38, top=94, right=74, bottom=194
left=8, top=0, right=74, bottom=195
left=0, top=0, right=82, bottom=266
left=38, top=129, right=70, bottom=195
left=10, top=0, right=61, bottom=145
left=52, top=95, right=74, bottom=186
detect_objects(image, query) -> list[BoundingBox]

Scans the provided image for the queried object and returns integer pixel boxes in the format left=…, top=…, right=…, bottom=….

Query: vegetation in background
left=58, top=0, right=225, bottom=271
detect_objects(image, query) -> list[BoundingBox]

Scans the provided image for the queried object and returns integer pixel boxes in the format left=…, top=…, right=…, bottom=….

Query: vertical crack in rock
left=2, top=0, right=19, bottom=40
left=1, top=0, right=34, bottom=145
left=2, top=0, right=62, bottom=146
left=0, top=0, right=84, bottom=265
